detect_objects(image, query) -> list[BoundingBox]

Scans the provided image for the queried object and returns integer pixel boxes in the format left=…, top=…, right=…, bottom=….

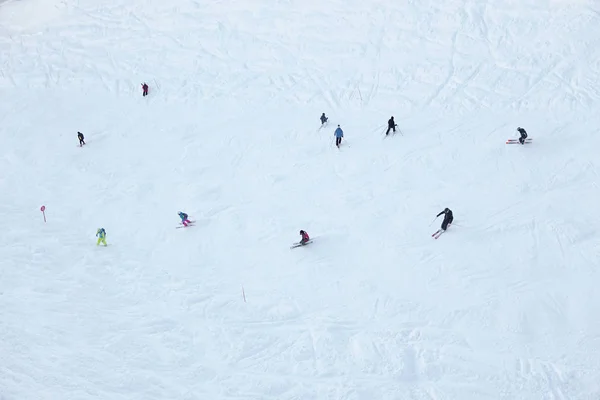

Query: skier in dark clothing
left=517, top=127, right=528, bottom=144
left=77, top=131, right=85, bottom=147
left=141, top=83, right=149, bottom=96
left=386, top=116, right=396, bottom=135
left=436, top=208, right=453, bottom=231
left=320, top=113, right=328, bottom=125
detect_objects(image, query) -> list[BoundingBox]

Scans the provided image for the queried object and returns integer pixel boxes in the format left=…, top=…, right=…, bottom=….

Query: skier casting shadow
left=386, top=116, right=396, bottom=135
left=437, top=208, right=453, bottom=231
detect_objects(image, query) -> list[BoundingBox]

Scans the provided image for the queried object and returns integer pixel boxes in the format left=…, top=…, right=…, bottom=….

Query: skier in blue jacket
left=334, top=125, right=344, bottom=147
left=178, top=212, right=192, bottom=227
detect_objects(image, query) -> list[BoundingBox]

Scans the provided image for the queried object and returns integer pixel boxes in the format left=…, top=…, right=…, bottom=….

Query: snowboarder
left=96, top=228, right=107, bottom=246
left=77, top=131, right=85, bottom=147
left=436, top=208, right=453, bottom=231
left=178, top=211, right=191, bottom=227
left=386, top=116, right=396, bottom=135
left=517, top=127, right=528, bottom=145
left=334, top=125, right=344, bottom=147
left=141, top=83, right=149, bottom=97
left=320, top=113, right=328, bottom=125
left=299, top=230, right=310, bottom=245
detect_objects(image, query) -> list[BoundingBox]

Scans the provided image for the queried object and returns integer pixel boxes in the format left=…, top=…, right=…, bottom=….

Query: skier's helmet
left=444, top=208, right=449, bottom=212
left=300, top=230, right=304, bottom=235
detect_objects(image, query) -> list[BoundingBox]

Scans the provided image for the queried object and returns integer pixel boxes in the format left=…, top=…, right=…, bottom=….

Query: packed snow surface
left=2, top=0, right=600, bottom=399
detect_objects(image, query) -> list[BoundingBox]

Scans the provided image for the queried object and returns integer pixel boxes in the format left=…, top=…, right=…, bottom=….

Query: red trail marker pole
left=40, top=205, right=46, bottom=222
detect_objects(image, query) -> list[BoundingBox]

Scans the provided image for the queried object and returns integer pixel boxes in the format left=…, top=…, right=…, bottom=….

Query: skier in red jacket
left=299, top=230, right=310, bottom=245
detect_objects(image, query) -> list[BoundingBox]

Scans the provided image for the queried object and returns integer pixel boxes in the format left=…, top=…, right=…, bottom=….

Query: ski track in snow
left=2, top=0, right=600, bottom=399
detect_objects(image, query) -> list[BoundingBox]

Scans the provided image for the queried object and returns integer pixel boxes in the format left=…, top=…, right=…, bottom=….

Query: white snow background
left=2, top=0, right=600, bottom=399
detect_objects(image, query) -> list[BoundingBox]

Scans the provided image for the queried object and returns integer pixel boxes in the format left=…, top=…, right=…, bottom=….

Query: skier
left=334, top=125, right=344, bottom=147
left=96, top=228, right=107, bottom=246
left=320, top=113, right=328, bottom=125
left=436, top=208, right=453, bottom=231
left=77, top=131, right=85, bottom=147
left=299, top=230, right=310, bottom=245
left=178, top=211, right=192, bottom=227
left=517, top=127, right=528, bottom=144
left=141, top=83, right=149, bottom=97
left=386, top=116, right=396, bottom=135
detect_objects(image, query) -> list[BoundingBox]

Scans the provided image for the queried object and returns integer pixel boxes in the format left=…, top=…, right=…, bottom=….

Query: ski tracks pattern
left=216, top=310, right=455, bottom=399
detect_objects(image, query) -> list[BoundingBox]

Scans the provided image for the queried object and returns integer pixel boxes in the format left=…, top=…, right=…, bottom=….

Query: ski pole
left=428, top=216, right=438, bottom=226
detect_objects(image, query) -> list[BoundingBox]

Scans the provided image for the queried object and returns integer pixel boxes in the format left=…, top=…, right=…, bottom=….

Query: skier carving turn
left=291, top=230, right=311, bottom=248
left=432, top=208, right=453, bottom=239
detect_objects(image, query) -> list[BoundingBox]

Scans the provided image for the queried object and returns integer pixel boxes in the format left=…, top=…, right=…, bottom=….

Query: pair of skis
left=383, top=126, right=403, bottom=139
left=431, top=229, right=445, bottom=239
left=290, top=240, right=313, bottom=249
left=506, top=138, right=532, bottom=144
left=432, top=223, right=453, bottom=239
left=176, top=220, right=196, bottom=229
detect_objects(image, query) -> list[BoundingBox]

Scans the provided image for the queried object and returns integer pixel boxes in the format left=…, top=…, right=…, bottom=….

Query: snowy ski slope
left=2, top=0, right=600, bottom=399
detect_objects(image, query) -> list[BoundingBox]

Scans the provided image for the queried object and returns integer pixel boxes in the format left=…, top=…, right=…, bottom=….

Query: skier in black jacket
left=436, top=208, right=453, bottom=231
left=77, top=131, right=85, bottom=147
left=386, top=116, right=396, bottom=135
left=517, top=127, right=528, bottom=144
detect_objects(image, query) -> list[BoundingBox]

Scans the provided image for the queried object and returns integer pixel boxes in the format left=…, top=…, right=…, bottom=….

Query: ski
left=506, top=138, right=532, bottom=144
left=431, top=228, right=448, bottom=239
left=432, top=230, right=444, bottom=239
left=290, top=240, right=312, bottom=249
left=176, top=224, right=194, bottom=229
